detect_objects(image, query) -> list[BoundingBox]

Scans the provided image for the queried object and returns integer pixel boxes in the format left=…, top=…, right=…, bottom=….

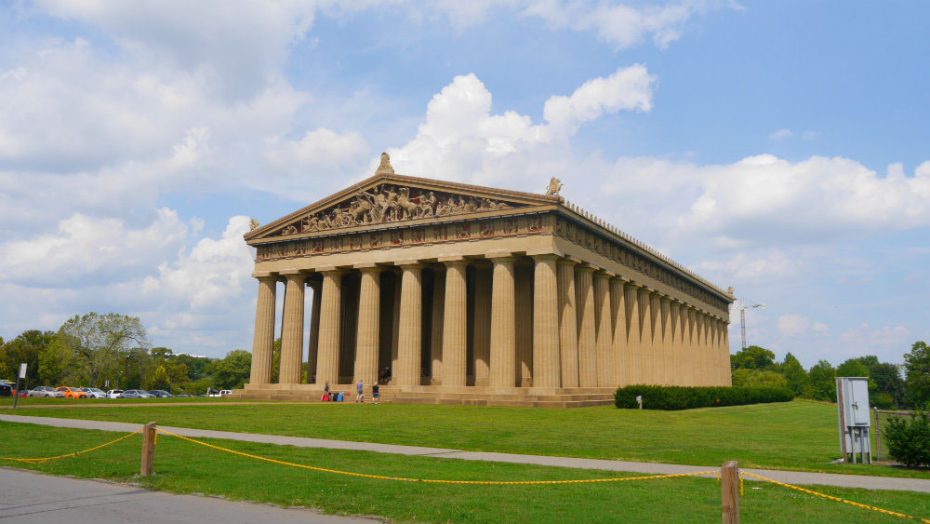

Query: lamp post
left=737, top=303, right=765, bottom=349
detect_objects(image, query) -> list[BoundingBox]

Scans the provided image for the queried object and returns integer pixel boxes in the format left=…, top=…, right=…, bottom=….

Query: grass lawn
left=5, top=399, right=927, bottom=479
left=1, top=422, right=928, bottom=523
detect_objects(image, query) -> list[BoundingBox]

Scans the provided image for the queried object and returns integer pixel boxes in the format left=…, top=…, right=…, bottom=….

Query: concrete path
left=3, top=414, right=929, bottom=494
left=0, top=468, right=379, bottom=523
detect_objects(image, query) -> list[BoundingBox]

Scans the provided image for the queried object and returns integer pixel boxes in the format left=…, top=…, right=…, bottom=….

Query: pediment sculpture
left=277, top=183, right=518, bottom=236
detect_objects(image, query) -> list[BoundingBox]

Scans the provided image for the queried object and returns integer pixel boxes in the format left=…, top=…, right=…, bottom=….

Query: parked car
left=28, top=386, right=65, bottom=398
left=147, top=390, right=172, bottom=398
left=121, top=389, right=153, bottom=399
left=106, top=389, right=124, bottom=399
left=80, top=387, right=107, bottom=399
left=56, top=386, right=88, bottom=399
left=0, top=381, right=11, bottom=397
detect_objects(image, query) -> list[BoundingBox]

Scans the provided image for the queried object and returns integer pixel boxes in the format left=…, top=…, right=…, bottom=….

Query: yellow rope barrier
left=158, top=428, right=715, bottom=486
left=0, top=430, right=141, bottom=463
left=742, top=471, right=930, bottom=523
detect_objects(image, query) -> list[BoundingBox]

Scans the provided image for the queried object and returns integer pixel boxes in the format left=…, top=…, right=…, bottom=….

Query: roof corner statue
left=238, top=152, right=735, bottom=406
left=375, top=151, right=395, bottom=175
left=545, top=177, right=562, bottom=196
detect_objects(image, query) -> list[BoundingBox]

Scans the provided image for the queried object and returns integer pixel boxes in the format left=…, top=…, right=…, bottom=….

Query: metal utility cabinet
left=836, top=377, right=872, bottom=464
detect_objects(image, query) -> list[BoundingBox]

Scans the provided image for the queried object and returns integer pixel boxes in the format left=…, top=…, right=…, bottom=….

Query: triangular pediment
left=245, top=173, right=560, bottom=244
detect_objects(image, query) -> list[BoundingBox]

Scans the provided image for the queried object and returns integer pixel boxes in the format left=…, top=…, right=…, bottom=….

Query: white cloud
left=769, top=128, right=794, bottom=140
left=838, top=323, right=912, bottom=360
left=0, top=208, right=191, bottom=286
left=143, top=215, right=255, bottom=311
left=777, top=313, right=829, bottom=337
left=32, top=0, right=320, bottom=98
left=543, top=64, right=654, bottom=132
left=388, top=65, right=654, bottom=188
left=522, top=0, right=733, bottom=50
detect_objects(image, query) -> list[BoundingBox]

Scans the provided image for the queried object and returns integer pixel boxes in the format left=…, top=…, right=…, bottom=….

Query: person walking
left=356, top=380, right=365, bottom=403
left=372, top=382, right=380, bottom=404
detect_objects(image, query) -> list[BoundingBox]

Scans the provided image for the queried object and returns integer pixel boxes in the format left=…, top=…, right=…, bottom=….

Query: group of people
left=321, top=380, right=380, bottom=403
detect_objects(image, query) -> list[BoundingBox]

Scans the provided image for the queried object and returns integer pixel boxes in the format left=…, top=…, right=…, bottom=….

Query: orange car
left=56, top=386, right=88, bottom=399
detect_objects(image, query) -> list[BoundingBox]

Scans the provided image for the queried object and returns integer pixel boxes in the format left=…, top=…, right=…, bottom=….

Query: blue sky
left=1, top=1, right=927, bottom=367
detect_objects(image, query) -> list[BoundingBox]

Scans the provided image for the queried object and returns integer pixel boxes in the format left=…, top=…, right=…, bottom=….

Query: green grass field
left=5, top=399, right=928, bottom=479
left=1, top=422, right=928, bottom=523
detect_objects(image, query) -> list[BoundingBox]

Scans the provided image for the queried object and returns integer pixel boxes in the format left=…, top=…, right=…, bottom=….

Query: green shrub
left=884, top=411, right=930, bottom=468
left=614, top=385, right=794, bottom=410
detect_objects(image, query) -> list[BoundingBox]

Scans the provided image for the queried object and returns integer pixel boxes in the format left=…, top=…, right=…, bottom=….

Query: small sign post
left=13, top=363, right=26, bottom=409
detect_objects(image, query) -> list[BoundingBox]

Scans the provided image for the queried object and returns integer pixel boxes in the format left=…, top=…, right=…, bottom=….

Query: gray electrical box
left=836, top=377, right=871, bottom=464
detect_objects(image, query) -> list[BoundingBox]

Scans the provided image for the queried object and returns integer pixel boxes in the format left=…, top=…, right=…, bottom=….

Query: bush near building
left=614, top=385, right=794, bottom=410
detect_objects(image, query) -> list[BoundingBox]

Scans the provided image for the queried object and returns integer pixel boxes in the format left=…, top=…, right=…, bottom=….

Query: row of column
left=249, top=255, right=732, bottom=388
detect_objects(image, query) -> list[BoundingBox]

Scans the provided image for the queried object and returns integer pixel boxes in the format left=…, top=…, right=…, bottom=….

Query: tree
left=868, top=362, right=905, bottom=408
left=147, top=365, right=171, bottom=391
left=836, top=358, right=870, bottom=379
left=211, top=350, right=251, bottom=389
left=904, top=341, right=930, bottom=407
left=0, top=330, right=55, bottom=384
left=39, top=333, right=77, bottom=386
left=731, top=345, right=776, bottom=370
left=732, top=368, right=788, bottom=389
left=808, top=360, right=837, bottom=401
left=57, top=313, right=149, bottom=386
left=777, top=353, right=809, bottom=396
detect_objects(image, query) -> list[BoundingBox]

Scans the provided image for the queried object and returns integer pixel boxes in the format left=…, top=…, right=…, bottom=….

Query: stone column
left=306, top=280, right=322, bottom=383
left=576, top=266, right=597, bottom=387
left=441, top=259, right=468, bottom=387
left=684, top=308, right=695, bottom=386
left=669, top=301, right=682, bottom=386
left=722, top=320, right=732, bottom=386
left=279, top=272, right=306, bottom=385
left=625, top=284, right=643, bottom=385
left=430, top=268, right=445, bottom=384
left=594, top=271, right=614, bottom=387
left=515, top=263, right=534, bottom=386
left=532, top=255, right=561, bottom=387
left=315, top=270, right=343, bottom=387
left=353, top=266, right=381, bottom=388
left=715, top=317, right=725, bottom=386
left=473, top=264, right=492, bottom=386
left=489, top=256, right=516, bottom=388
left=557, top=258, right=579, bottom=387
left=395, top=263, right=422, bottom=386
left=659, top=296, right=671, bottom=385
left=708, top=316, right=719, bottom=385
left=391, top=270, right=402, bottom=377
left=696, top=312, right=707, bottom=386
left=610, top=277, right=629, bottom=386
left=249, top=275, right=276, bottom=385
left=639, top=288, right=655, bottom=384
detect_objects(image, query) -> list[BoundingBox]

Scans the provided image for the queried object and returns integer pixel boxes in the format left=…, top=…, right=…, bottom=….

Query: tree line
left=0, top=312, right=251, bottom=393
left=730, top=342, right=930, bottom=409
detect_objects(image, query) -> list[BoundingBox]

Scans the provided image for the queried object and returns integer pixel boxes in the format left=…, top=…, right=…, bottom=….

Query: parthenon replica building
left=238, top=154, right=734, bottom=406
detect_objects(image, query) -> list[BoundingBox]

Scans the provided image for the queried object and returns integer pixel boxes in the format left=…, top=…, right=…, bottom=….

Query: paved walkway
left=3, top=414, right=928, bottom=494
left=0, top=468, right=379, bottom=523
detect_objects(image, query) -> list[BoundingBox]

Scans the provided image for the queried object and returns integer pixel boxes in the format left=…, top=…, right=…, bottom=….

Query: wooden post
left=721, top=460, right=740, bottom=524
left=874, top=408, right=881, bottom=461
left=140, top=422, right=156, bottom=477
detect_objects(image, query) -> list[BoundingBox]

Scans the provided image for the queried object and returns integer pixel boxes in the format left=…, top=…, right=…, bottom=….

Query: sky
left=1, top=0, right=928, bottom=367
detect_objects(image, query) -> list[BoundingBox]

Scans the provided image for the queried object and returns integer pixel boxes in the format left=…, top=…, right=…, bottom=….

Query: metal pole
left=740, top=307, right=747, bottom=349
left=12, top=377, right=20, bottom=409
left=874, top=408, right=881, bottom=461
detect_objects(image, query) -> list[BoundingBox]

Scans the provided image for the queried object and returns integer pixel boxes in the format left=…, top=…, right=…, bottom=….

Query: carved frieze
left=274, top=183, right=520, bottom=237
left=256, top=214, right=552, bottom=263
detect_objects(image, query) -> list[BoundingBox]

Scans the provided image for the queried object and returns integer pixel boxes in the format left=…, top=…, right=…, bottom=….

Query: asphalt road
left=0, top=468, right=380, bottom=524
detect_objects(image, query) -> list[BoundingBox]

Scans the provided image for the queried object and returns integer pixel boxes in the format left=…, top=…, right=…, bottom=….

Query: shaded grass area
left=9, top=400, right=927, bottom=479
left=2, top=421, right=928, bottom=524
